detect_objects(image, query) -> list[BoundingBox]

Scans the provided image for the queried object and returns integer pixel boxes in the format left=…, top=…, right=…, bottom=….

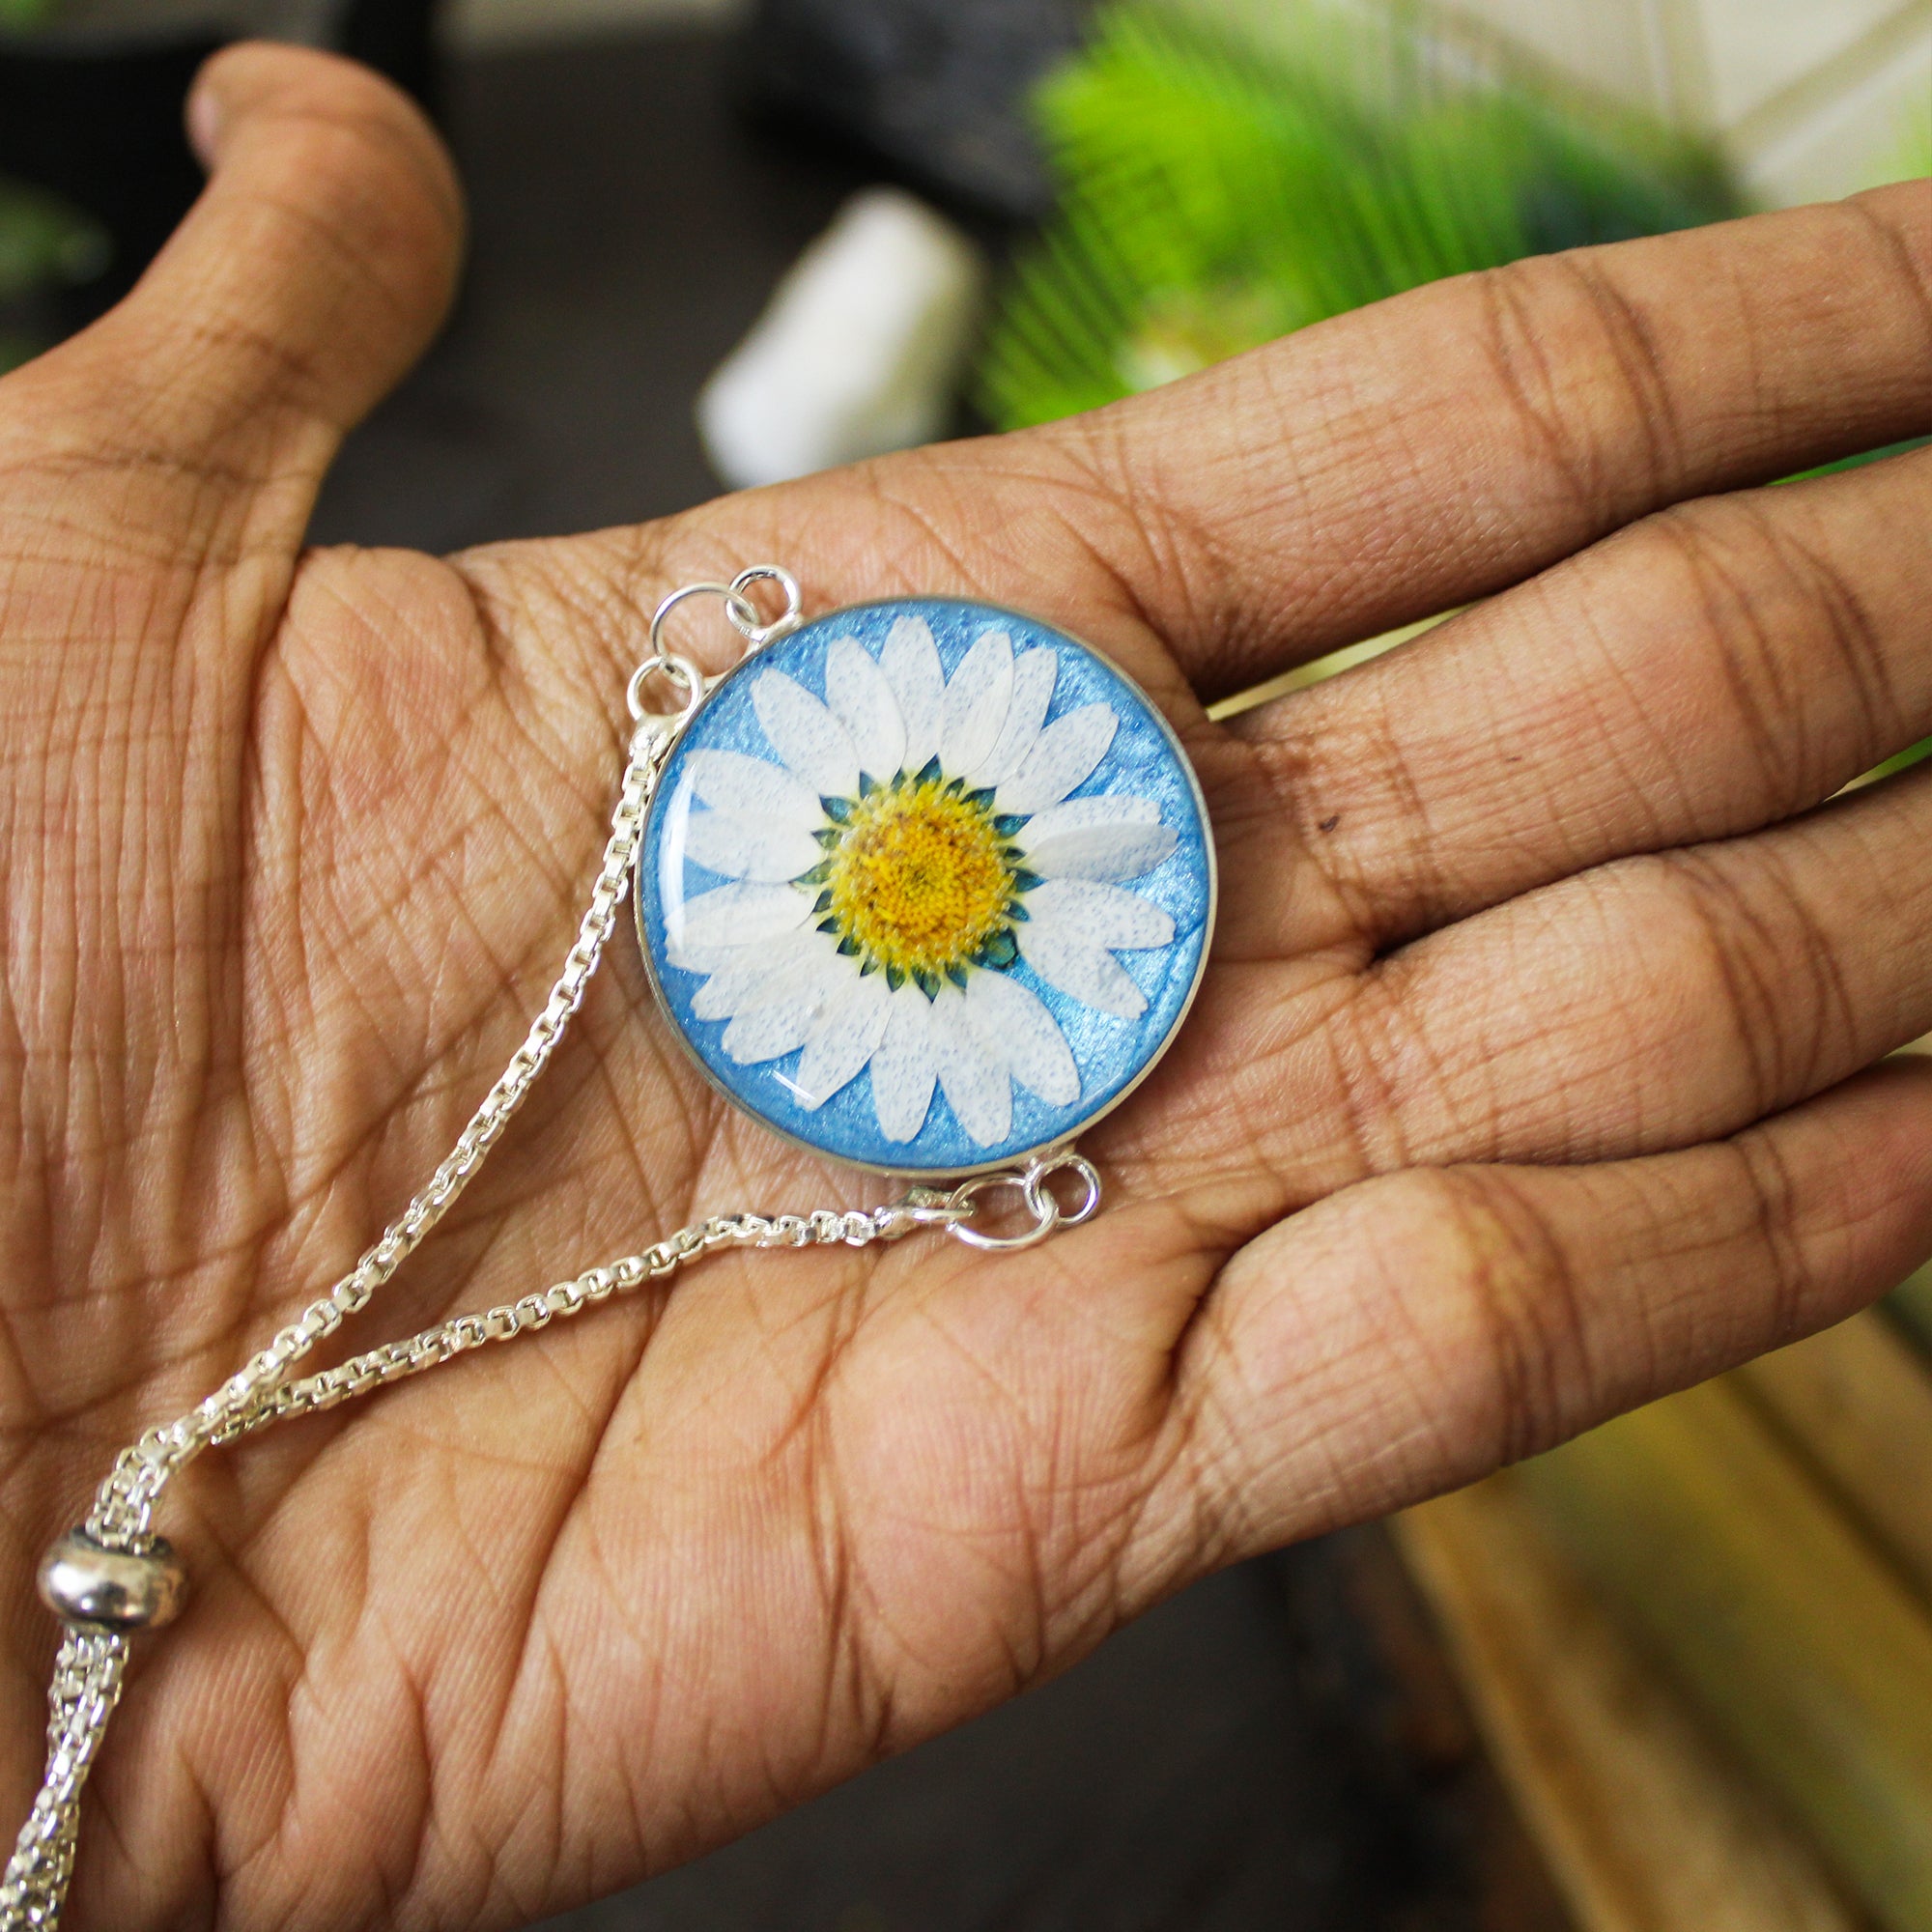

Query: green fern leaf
left=978, top=1, right=1740, bottom=431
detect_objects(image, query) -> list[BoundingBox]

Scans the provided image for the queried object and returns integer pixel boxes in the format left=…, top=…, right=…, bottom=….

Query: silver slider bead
left=38, top=1528, right=186, bottom=1633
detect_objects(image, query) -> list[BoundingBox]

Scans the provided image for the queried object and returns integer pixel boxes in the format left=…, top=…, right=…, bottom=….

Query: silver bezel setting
left=633, top=596, right=1218, bottom=1180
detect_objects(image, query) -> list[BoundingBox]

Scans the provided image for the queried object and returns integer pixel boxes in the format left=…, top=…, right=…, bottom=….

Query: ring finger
left=1198, top=752, right=1932, bottom=1196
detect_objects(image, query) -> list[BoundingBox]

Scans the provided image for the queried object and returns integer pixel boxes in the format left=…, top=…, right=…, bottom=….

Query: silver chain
left=0, top=570, right=1101, bottom=1931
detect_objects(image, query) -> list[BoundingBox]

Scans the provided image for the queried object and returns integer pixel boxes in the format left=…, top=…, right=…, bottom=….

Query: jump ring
left=727, top=564, right=804, bottom=650
left=1023, top=1151, right=1102, bottom=1229
left=647, top=580, right=760, bottom=661
left=944, top=1171, right=1060, bottom=1253
left=625, top=650, right=704, bottom=724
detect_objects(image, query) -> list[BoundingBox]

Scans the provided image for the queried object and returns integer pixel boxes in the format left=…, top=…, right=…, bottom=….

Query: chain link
left=210, top=1197, right=969, bottom=1443
left=0, top=571, right=1099, bottom=1931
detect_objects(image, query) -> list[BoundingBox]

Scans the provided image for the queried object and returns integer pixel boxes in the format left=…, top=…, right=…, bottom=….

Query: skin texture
left=0, top=41, right=1928, bottom=1930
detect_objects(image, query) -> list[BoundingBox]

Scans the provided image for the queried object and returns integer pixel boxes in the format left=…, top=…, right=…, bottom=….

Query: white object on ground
left=697, top=187, right=986, bottom=490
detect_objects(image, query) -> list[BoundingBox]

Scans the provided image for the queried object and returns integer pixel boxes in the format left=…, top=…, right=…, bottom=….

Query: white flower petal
left=664, top=938, right=761, bottom=977
left=668, top=881, right=813, bottom=966
left=825, top=636, right=906, bottom=781
left=968, top=647, right=1056, bottom=787
left=929, top=988, right=1012, bottom=1147
left=753, top=669, right=862, bottom=799
left=722, top=991, right=824, bottom=1065
left=691, top=930, right=829, bottom=1020
left=995, top=702, right=1118, bottom=814
left=684, top=749, right=820, bottom=831
left=1018, top=794, right=1159, bottom=842
left=940, top=630, right=1012, bottom=779
left=1022, top=819, right=1179, bottom=883
left=1019, top=794, right=1179, bottom=880
left=1025, top=877, right=1176, bottom=951
left=791, top=971, right=892, bottom=1109
left=961, top=969, right=1078, bottom=1106
left=880, top=615, right=945, bottom=774
left=1017, top=927, right=1147, bottom=1018
left=682, top=809, right=824, bottom=884
left=1017, top=881, right=1170, bottom=1017
left=869, top=987, right=937, bottom=1142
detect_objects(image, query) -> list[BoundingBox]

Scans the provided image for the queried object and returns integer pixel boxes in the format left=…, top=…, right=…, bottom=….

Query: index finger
left=1037, top=181, right=1932, bottom=697
left=568, top=185, right=1932, bottom=710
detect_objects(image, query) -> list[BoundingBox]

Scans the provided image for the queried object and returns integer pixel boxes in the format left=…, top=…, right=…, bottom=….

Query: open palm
left=4, top=45, right=1930, bottom=1931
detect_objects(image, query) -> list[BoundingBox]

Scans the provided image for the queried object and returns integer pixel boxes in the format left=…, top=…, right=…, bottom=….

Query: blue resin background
left=638, top=598, right=1214, bottom=1175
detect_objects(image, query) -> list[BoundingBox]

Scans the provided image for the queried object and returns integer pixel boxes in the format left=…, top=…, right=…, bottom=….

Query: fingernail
left=186, top=83, right=224, bottom=170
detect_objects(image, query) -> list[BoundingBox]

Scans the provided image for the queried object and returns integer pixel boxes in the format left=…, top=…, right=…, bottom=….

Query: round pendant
left=637, top=598, right=1215, bottom=1177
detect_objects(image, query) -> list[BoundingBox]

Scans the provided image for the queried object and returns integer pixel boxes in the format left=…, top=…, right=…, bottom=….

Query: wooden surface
left=1736, top=1310, right=1932, bottom=1602
left=1519, top=1378, right=1932, bottom=1932
left=1401, top=1476, right=1861, bottom=1932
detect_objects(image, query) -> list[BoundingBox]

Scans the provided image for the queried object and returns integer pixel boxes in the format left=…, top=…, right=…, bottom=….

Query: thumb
left=8, top=42, right=462, bottom=554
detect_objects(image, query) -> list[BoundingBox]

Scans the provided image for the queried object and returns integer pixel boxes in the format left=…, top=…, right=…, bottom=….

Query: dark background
left=534, top=1526, right=1561, bottom=1932
left=314, top=29, right=871, bottom=548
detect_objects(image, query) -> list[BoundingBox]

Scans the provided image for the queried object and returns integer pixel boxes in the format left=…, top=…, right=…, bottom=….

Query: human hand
left=3, top=42, right=1929, bottom=1929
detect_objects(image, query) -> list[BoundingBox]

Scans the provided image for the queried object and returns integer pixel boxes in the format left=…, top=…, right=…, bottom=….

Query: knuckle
left=1471, top=251, right=1685, bottom=523
left=1319, top=970, right=1422, bottom=1176
left=1630, top=496, right=1902, bottom=802
left=1328, top=959, right=1506, bottom=1173
left=1247, top=690, right=1414, bottom=896
left=1838, top=190, right=1932, bottom=368
left=1038, top=411, right=1252, bottom=672
left=1658, top=851, right=1789, bottom=1110
left=1725, top=1130, right=1812, bottom=1340
left=1655, top=841, right=1855, bottom=1114
left=1388, top=1164, right=1598, bottom=1463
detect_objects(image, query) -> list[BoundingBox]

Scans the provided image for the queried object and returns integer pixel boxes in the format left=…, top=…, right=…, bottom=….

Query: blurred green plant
left=978, top=0, right=1740, bottom=429
left=0, top=0, right=62, bottom=26
left=0, top=176, right=111, bottom=372
left=0, top=179, right=107, bottom=301
left=1904, top=106, right=1932, bottom=185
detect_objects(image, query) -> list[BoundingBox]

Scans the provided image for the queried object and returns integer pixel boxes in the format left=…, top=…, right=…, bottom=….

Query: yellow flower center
left=814, top=773, right=1022, bottom=989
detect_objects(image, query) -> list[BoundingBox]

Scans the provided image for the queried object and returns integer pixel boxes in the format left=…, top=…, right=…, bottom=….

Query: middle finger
left=1234, top=441, right=1932, bottom=955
